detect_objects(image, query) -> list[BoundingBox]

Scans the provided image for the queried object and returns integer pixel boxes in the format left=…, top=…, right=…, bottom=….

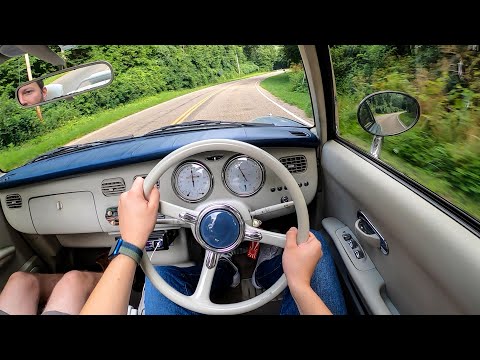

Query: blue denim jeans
left=144, top=230, right=347, bottom=315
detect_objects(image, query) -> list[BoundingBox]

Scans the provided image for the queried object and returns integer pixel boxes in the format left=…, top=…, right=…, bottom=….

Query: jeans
left=144, top=230, right=347, bottom=315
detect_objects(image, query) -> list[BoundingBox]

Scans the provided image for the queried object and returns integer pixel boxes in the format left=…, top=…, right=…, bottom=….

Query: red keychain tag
left=247, top=242, right=260, bottom=259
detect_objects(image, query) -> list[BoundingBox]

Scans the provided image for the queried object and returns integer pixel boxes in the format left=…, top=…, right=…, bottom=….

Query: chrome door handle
left=355, top=211, right=389, bottom=255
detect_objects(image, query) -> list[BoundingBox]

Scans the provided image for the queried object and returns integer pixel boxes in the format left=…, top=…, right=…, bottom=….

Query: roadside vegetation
left=0, top=45, right=288, bottom=170
left=260, top=64, right=313, bottom=118
left=261, top=45, right=480, bottom=220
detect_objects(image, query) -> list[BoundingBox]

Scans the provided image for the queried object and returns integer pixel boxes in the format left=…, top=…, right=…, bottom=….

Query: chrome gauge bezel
left=172, top=161, right=213, bottom=203
left=222, top=154, right=265, bottom=197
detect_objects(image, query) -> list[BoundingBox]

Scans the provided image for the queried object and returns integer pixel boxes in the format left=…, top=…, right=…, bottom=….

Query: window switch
left=347, top=239, right=358, bottom=249
left=354, top=249, right=364, bottom=259
left=342, top=233, right=352, bottom=241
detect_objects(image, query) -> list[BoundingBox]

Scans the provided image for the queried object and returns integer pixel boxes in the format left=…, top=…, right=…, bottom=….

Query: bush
left=240, top=62, right=259, bottom=74
left=0, top=45, right=277, bottom=150
left=446, top=149, right=480, bottom=201
left=288, top=64, right=308, bottom=92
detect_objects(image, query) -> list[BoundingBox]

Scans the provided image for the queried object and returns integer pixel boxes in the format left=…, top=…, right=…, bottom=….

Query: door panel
left=0, top=204, right=37, bottom=289
left=321, top=140, right=480, bottom=314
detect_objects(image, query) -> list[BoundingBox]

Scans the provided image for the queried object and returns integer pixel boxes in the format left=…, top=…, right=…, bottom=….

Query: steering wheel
left=141, top=139, right=309, bottom=315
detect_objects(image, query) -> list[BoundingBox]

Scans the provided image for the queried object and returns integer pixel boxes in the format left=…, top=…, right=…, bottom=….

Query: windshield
left=0, top=45, right=313, bottom=171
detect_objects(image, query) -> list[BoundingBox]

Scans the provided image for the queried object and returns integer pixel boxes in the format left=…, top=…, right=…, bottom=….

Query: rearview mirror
left=15, top=61, right=113, bottom=108
left=357, top=91, right=420, bottom=158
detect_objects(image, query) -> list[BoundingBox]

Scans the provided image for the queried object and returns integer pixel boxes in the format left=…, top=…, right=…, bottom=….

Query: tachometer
left=172, top=162, right=213, bottom=203
left=223, top=155, right=265, bottom=197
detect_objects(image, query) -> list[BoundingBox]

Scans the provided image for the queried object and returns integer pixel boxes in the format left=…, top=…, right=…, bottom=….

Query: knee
left=60, top=270, right=101, bottom=290
left=6, top=272, right=40, bottom=295
left=153, top=266, right=185, bottom=288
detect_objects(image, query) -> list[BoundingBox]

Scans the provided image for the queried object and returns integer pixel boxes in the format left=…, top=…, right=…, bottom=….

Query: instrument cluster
left=171, top=155, right=265, bottom=203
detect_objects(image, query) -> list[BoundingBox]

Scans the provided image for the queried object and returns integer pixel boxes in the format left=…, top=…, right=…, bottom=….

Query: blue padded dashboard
left=0, top=126, right=319, bottom=190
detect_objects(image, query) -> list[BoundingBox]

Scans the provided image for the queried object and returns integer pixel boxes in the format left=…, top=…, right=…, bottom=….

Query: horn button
left=195, top=205, right=244, bottom=253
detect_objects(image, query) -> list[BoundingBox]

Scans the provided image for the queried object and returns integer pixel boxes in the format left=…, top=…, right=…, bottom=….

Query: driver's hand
left=282, top=227, right=323, bottom=291
left=118, top=177, right=160, bottom=249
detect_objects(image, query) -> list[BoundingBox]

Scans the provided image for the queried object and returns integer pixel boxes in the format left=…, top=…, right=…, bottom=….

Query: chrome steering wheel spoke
left=192, top=250, right=218, bottom=302
left=245, top=225, right=286, bottom=248
left=160, top=200, right=199, bottom=224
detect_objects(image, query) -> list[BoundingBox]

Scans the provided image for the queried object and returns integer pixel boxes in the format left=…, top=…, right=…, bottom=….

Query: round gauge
left=172, top=162, right=213, bottom=203
left=223, top=155, right=265, bottom=197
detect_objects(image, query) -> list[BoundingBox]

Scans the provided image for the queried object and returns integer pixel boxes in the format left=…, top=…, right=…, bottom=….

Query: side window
left=331, top=45, right=480, bottom=221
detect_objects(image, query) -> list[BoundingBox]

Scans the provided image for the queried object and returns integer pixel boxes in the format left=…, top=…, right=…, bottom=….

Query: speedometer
left=223, top=155, right=265, bottom=197
left=172, top=162, right=213, bottom=203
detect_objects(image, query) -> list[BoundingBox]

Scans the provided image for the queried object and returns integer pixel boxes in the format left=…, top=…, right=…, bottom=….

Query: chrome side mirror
left=357, top=91, right=420, bottom=158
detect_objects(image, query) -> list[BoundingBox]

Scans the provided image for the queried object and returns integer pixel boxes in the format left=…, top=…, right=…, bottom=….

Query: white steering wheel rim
left=141, top=139, right=309, bottom=315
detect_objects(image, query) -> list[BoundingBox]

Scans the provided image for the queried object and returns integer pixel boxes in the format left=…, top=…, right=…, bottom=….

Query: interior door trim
left=0, top=246, right=15, bottom=268
left=333, top=138, right=480, bottom=237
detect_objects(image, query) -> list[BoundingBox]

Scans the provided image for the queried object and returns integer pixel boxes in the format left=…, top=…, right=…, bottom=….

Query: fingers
left=131, top=176, right=144, bottom=194
left=130, top=177, right=160, bottom=205
left=285, top=227, right=298, bottom=248
left=148, top=186, right=160, bottom=210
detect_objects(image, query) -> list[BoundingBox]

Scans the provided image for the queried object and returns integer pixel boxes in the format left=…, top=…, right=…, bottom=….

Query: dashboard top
left=0, top=125, right=319, bottom=190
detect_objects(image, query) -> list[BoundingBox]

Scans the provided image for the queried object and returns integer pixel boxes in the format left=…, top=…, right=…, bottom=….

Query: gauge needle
left=238, top=166, right=248, bottom=181
left=190, top=168, right=195, bottom=187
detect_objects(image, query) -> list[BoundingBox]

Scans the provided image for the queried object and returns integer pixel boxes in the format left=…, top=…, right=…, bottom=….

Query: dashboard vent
left=289, top=131, right=308, bottom=137
left=5, top=194, right=22, bottom=209
left=134, top=174, right=160, bottom=187
left=101, top=178, right=126, bottom=196
left=280, top=155, right=307, bottom=173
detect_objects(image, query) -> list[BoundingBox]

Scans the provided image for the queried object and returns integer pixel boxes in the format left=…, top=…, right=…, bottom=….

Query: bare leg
left=0, top=272, right=63, bottom=315
left=42, top=271, right=102, bottom=315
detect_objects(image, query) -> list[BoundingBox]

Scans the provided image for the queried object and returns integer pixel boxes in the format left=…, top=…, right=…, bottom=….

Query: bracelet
left=108, top=238, right=143, bottom=265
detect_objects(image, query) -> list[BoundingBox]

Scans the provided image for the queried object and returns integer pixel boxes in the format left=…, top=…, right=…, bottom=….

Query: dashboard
left=0, top=124, right=320, bottom=264
left=0, top=147, right=317, bottom=247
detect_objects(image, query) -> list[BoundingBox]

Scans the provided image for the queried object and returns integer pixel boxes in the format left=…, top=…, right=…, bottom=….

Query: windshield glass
left=0, top=45, right=313, bottom=171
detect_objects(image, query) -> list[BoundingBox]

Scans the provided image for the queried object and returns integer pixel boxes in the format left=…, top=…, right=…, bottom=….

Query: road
left=52, top=63, right=111, bottom=96
left=67, top=71, right=313, bottom=145
left=374, top=111, right=407, bottom=135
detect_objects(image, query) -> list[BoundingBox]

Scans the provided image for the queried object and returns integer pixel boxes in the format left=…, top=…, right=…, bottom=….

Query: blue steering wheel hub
left=197, top=206, right=244, bottom=252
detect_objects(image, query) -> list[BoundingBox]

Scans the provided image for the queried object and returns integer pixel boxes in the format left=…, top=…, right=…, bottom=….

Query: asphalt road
left=52, top=63, right=110, bottom=96
left=374, top=111, right=407, bottom=135
left=68, top=71, right=313, bottom=146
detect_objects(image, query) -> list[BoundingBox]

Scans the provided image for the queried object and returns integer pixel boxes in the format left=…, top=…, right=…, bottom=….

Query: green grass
left=398, top=112, right=416, bottom=127
left=43, top=73, right=64, bottom=85
left=260, top=73, right=313, bottom=118
left=0, top=71, right=267, bottom=171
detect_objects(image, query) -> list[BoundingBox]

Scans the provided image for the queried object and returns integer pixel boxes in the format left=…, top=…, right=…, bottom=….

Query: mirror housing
left=357, top=91, right=421, bottom=158
left=15, top=61, right=113, bottom=108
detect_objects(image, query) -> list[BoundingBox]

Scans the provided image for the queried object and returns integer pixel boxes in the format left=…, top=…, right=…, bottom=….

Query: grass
left=43, top=73, right=64, bottom=85
left=0, top=71, right=267, bottom=171
left=260, top=72, right=313, bottom=118
left=398, top=111, right=416, bottom=127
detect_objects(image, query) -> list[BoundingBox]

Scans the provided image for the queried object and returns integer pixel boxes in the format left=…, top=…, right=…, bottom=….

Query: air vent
left=289, top=131, right=308, bottom=137
left=280, top=155, right=307, bottom=173
left=5, top=194, right=22, bottom=209
left=133, top=175, right=160, bottom=187
left=101, top=178, right=126, bottom=196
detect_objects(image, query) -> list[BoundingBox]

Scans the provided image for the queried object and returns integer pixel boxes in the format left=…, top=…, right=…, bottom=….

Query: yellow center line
left=171, top=86, right=229, bottom=125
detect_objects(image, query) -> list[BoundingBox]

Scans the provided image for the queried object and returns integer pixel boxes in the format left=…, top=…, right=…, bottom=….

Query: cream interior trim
left=0, top=147, right=317, bottom=239
left=300, top=45, right=327, bottom=144
left=322, top=140, right=480, bottom=314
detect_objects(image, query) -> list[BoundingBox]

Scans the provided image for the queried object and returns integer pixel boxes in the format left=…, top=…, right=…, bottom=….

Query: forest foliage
left=330, top=45, right=480, bottom=216
left=0, top=45, right=289, bottom=151
left=265, top=45, right=480, bottom=218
